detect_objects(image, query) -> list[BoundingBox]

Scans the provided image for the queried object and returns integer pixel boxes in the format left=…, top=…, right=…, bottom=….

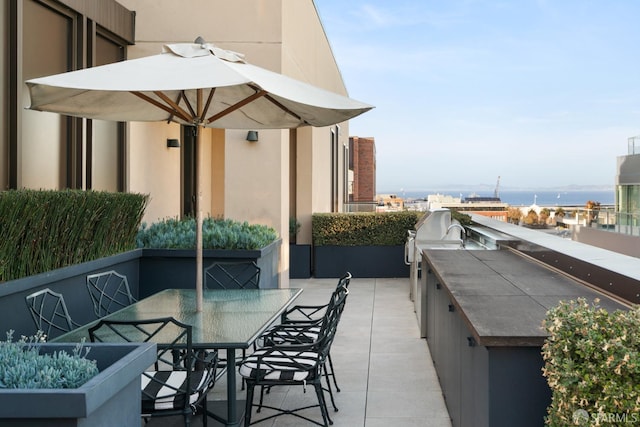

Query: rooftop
left=146, top=277, right=452, bottom=426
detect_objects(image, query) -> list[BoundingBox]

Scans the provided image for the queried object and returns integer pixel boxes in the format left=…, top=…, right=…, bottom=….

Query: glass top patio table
left=52, top=288, right=303, bottom=426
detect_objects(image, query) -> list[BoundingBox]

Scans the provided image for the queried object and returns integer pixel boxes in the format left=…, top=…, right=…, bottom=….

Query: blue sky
left=315, top=0, right=640, bottom=192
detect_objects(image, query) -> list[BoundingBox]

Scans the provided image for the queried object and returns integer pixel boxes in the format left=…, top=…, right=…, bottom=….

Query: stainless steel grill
left=405, top=209, right=464, bottom=337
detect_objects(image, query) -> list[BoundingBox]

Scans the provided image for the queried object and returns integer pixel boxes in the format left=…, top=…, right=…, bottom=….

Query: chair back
left=86, top=270, right=136, bottom=317
left=280, top=272, right=352, bottom=324
left=204, top=261, right=261, bottom=290
left=336, top=272, right=352, bottom=290
left=89, top=317, right=217, bottom=411
left=25, top=288, right=78, bottom=338
left=315, top=283, right=349, bottom=359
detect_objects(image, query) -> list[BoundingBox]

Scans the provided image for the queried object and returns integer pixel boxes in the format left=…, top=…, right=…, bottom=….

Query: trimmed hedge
left=0, top=190, right=148, bottom=282
left=312, top=212, right=421, bottom=246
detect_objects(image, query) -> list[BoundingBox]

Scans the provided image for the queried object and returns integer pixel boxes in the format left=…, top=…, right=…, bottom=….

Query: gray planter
left=1, top=240, right=281, bottom=338
left=138, top=239, right=281, bottom=297
left=313, top=245, right=409, bottom=278
left=0, top=250, right=142, bottom=340
left=0, top=342, right=157, bottom=427
left=290, top=244, right=312, bottom=279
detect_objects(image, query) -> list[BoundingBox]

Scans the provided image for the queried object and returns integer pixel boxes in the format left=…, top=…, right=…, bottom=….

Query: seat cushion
left=141, top=370, right=209, bottom=411
left=263, top=325, right=320, bottom=346
left=239, top=349, right=319, bottom=381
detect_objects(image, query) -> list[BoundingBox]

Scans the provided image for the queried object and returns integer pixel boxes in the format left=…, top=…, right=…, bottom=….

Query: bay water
left=396, top=189, right=615, bottom=207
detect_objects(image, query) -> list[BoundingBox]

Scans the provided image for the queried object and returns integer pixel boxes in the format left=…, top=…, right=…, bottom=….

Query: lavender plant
left=0, top=331, right=99, bottom=389
left=136, top=217, right=277, bottom=250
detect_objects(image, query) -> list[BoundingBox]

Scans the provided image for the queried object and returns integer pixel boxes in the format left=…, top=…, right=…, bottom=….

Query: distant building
left=616, top=136, right=640, bottom=232
left=426, top=194, right=462, bottom=209
left=349, top=137, right=376, bottom=202
left=376, top=194, right=404, bottom=211
left=427, top=193, right=509, bottom=222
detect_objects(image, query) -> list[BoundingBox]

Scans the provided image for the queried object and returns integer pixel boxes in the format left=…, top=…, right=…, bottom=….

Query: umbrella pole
left=195, top=125, right=203, bottom=312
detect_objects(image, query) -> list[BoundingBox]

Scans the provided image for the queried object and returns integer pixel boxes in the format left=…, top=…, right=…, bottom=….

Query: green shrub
left=0, top=190, right=148, bottom=282
left=0, top=331, right=99, bottom=389
left=450, top=210, right=472, bottom=226
left=136, top=217, right=278, bottom=250
left=289, top=217, right=301, bottom=240
left=312, top=211, right=421, bottom=246
left=541, top=298, right=640, bottom=426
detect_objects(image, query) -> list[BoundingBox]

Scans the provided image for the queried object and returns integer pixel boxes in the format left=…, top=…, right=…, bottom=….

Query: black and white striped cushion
left=239, top=349, right=319, bottom=381
left=265, top=325, right=320, bottom=345
left=141, top=370, right=209, bottom=411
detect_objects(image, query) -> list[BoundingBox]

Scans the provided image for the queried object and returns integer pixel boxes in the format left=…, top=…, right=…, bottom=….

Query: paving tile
left=366, top=390, right=449, bottom=419
left=366, top=416, right=453, bottom=427
left=145, top=278, right=451, bottom=427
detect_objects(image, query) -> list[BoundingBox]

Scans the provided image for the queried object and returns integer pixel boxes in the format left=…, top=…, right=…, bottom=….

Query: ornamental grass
left=0, top=189, right=148, bottom=282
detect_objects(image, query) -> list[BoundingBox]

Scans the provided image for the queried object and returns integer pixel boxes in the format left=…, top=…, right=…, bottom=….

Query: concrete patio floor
left=146, top=277, right=452, bottom=427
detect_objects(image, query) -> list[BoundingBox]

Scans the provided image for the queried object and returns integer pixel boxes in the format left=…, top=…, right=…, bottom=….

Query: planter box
left=289, top=244, right=312, bottom=279
left=313, top=245, right=409, bottom=278
left=1, top=240, right=281, bottom=338
left=138, top=239, right=281, bottom=297
left=0, top=342, right=157, bottom=427
left=0, top=250, right=142, bottom=340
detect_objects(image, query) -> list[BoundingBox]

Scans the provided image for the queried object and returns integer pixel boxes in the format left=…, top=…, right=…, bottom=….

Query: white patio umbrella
left=25, top=38, right=372, bottom=311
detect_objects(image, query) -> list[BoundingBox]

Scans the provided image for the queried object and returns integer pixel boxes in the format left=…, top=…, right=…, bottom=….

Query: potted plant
left=0, top=331, right=156, bottom=426
left=0, top=189, right=148, bottom=341
left=507, top=207, right=523, bottom=225
left=312, top=211, right=420, bottom=278
left=136, top=216, right=281, bottom=296
left=585, top=200, right=601, bottom=226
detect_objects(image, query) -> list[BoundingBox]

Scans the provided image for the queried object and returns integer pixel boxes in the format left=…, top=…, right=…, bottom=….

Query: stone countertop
left=422, top=249, right=628, bottom=347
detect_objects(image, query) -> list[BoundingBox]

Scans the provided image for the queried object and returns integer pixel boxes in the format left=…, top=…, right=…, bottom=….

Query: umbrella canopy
left=25, top=39, right=372, bottom=311
left=26, top=41, right=372, bottom=129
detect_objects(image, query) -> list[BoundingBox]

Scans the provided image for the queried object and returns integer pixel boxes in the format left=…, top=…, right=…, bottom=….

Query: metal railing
left=343, top=202, right=377, bottom=213
left=560, top=207, right=640, bottom=237
left=629, top=135, right=640, bottom=155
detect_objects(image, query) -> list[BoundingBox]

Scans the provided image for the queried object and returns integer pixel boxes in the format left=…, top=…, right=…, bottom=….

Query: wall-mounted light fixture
left=246, top=131, right=259, bottom=142
left=167, top=138, right=180, bottom=148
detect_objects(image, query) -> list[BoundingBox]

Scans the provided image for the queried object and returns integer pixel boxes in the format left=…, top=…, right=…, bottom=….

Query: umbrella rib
left=206, top=90, right=267, bottom=124
left=154, top=91, right=197, bottom=123
left=264, top=94, right=303, bottom=122
left=180, top=90, right=197, bottom=119
left=166, top=92, right=186, bottom=124
left=131, top=91, right=192, bottom=123
left=200, top=88, right=216, bottom=122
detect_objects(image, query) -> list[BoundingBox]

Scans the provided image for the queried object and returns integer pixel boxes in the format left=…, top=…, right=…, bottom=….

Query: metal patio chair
left=240, top=283, right=349, bottom=426
left=204, top=260, right=261, bottom=387
left=204, top=261, right=261, bottom=290
left=258, top=272, right=352, bottom=394
left=86, top=270, right=137, bottom=317
left=89, top=317, right=219, bottom=427
left=25, top=288, right=80, bottom=339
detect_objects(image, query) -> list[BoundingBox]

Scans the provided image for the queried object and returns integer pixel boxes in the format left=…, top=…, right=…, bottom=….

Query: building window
left=89, top=32, right=126, bottom=192
left=20, top=0, right=74, bottom=190
left=8, top=0, right=132, bottom=191
left=331, top=126, right=339, bottom=212
left=343, top=142, right=349, bottom=203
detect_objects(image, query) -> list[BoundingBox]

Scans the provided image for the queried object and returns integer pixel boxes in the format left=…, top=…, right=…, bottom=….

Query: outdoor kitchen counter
left=422, top=248, right=626, bottom=347
left=420, top=248, right=628, bottom=427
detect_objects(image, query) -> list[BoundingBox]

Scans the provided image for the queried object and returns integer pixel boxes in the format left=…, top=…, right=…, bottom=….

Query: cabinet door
left=460, top=330, right=489, bottom=427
